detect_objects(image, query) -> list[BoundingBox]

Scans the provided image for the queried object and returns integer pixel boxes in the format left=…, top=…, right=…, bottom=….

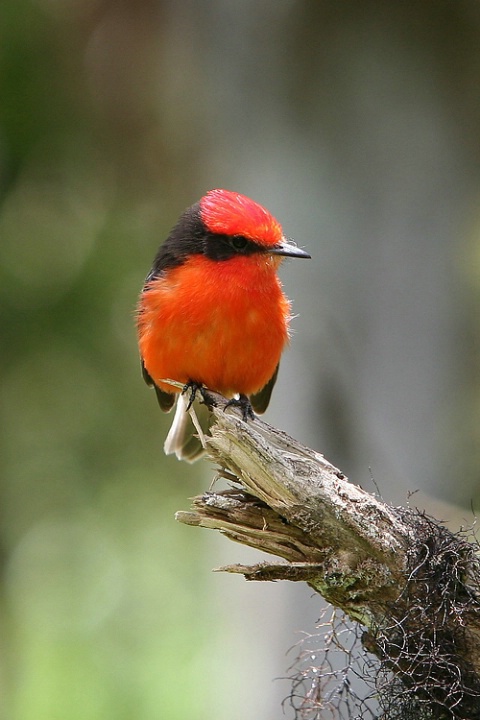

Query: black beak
left=269, top=237, right=311, bottom=259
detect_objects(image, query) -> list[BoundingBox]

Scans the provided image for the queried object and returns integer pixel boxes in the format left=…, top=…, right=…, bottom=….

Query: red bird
left=137, top=189, right=310, bottom=461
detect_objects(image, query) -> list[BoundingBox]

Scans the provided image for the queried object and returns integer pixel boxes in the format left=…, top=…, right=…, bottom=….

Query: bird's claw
left=182, top=381, right=202, bottom=411
left=182, top=384, right=253, bottom=420
left=182, top=382, right=218, bottom=411
left=225, top=394, right=255, bottom=422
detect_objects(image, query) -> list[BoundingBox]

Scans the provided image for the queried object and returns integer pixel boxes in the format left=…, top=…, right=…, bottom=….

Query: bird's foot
left=182, top=381, right=203, bottom=410
left=198, top=387, right=218, bottom=410
left=182, top=381, right=218, bottom=411
left=225, top=394, right=255, bottom=421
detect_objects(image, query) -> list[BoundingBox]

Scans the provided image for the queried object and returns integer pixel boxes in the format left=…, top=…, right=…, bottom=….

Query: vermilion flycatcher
left=137, top=189, right=310, bottom=461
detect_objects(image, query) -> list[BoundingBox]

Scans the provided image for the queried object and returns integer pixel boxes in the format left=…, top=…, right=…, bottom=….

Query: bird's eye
left=230, top=236, right=248, bottom=251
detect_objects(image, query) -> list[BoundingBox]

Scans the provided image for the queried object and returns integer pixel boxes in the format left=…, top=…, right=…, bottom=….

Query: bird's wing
left=250, top=363, right=279, bottom=414
left=141, top=359, right=175, bottom=412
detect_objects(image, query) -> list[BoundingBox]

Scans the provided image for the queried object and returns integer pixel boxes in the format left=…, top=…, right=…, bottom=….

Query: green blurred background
left=2, top=1, right=480, bottom=718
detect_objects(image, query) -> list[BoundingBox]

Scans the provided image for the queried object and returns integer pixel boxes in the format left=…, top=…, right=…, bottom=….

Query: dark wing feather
left=250, top=363, right=279, bottom=414
left=141, top=359, right=175, bottom=412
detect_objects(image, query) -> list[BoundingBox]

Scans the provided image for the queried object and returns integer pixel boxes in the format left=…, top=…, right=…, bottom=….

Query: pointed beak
left=269, top=237, right=311, bottom=259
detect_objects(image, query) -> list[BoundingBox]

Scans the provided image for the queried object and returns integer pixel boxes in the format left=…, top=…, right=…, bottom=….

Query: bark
left=175, top=395, right=480, bottom=718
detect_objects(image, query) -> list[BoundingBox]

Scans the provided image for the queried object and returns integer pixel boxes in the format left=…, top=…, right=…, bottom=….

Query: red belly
left=138, top=254, right=290, bottom=397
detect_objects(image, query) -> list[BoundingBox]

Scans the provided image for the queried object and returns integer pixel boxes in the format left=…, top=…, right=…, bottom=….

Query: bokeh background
left=2, top=1, right=480, bottom=718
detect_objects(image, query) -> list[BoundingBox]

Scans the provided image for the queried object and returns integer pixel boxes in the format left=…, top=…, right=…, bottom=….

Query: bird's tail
left=164, top=392, right=213, bottom=462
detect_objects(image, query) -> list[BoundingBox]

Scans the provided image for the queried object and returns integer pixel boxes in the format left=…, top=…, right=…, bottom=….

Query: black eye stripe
left=204, top=233, right=262, bottom=261
left=145, top=204, right=267, bottom=282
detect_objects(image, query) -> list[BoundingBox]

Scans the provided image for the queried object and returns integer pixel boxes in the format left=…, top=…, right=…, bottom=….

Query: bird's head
left=199, top=189, right=310, bottom=263
left=147, top=189, right=310, bottom=280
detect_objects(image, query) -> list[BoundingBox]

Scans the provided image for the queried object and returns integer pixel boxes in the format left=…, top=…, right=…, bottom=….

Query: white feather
left=164, top=393, right=190, bottom=459
left=163, top=393, right=210, bottom=462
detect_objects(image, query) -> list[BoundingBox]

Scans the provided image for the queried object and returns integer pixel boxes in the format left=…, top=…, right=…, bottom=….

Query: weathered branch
left=175, top=395, right=480, bottom=718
